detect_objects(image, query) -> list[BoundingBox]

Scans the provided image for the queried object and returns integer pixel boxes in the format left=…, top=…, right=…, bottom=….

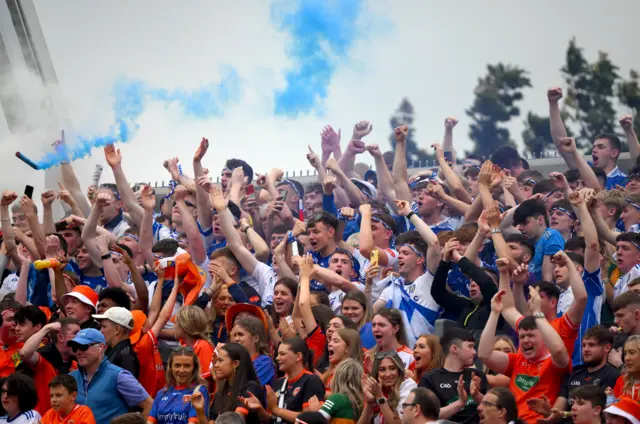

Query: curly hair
left=331, top=359, right=364, bottom=419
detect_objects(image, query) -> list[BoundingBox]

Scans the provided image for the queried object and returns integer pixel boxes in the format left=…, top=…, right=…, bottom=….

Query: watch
left=533, top=312, right=545, bottom=319
left=490, top=227, right=501, bottom=234
left=376, top=398, right=386, bottom=405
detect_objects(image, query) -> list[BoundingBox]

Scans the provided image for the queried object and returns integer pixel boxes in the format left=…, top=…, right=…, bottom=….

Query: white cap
left=92, top=307, right=134, bottom=330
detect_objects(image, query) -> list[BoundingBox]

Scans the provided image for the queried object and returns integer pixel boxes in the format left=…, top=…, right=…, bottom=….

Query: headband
left=399, top=244, right=424, bottom=258
left=550, top=206, right=576, bottom=220
left=122, top=233, right=140, bottom=243
left=626, top=197, right=640, bottom=211
left=371, top=216, right=393, bottom=232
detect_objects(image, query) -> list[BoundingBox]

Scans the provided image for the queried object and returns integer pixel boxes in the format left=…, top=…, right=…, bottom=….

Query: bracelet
left=101, top=253, right=112, bottom=260
left=490, top=227, right=501, bottom=234
left=242, top=226, right=251, bottom=233
left=286, top=231, right=296, bottom=244
left=406, top=212, right=416, bottom=220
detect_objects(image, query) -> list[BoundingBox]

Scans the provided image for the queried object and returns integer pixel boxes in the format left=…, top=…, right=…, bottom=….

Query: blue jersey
left=310, top=250, right=335, bottom=291
left=69, top=261, right=107, bottom=293
left=606, top=167, right=628, bottom=190
left=529, top=228, right=565, bottom=280
left=574, top=269, right=604, bottom=366
left=149, top=385, right=209, bottom=424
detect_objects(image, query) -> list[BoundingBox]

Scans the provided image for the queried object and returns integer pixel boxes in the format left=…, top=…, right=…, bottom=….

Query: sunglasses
left=374, top=350, right=398, bottom=360
left=172, top=346, right=195, bottom=354
left=0, top=389, right=14, bottom=397
left=71, top=342, right=99, bottom=353
left=173, top=200, right=197, bottom=209
left=402, top=402, right=417, bottom=408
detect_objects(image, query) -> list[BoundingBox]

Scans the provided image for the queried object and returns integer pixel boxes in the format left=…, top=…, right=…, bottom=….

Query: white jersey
left=251, top=261, right=278, bottom=308
left=328, top=289, right=346, bottom=314
left=352, top=248, right=399, bottom=299
left=614, top=264, right=640, bottom=298
left=379, top=273, right=440, bottom=346
left=0, top=410, right=41, bottom=424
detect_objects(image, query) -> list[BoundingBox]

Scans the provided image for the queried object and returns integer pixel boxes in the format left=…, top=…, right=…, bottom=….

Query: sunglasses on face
left=173, top=200, right=196, bottom=209
left=71, top=343, right=99, bottom=353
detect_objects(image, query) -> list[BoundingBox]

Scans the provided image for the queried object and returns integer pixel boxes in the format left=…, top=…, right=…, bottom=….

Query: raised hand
left=174, top=185, right=188, bottom=202
left=191, top=385, right=206, bottom=412
left=457, top=375, right=468, bottom=404
left=431, top=143, right=445, bottom=162
left=65, top=215, right=86, bottom=228
left=45, top=235, right=62, bottom=258
left=164, top=157, right=181, bottom=180
left=549, top=172, right=569, bottom=191
left=306, top=146, right=321, bottom=169
left=477, top=210, right=490, bottom=235
left=443, top=238, right=461, bottom=262
left=265, top=386, right=278, bottom=410
left=394, top=125, right=408, bottom=143
left=322, top=174, right=338, bottom=194
left=491, top=289, right=507, bottom=314
left=469, top=373, right=481, bottom=398
left=279, top=317, right=297, bottom=339
left=346, top=139, right=366, bottom=155
left=195, top=176, right=214, bottom=193
left=20, top=195, right=35, bottom=216
left=527, top=286, right=542, bottom=314
left=194, top=137, right=209, bottom=161
left=558, top=137, right=577, bottom=154
left=620, top=115, right=634, bottom=131
left=394, top=200, right=411, bottom=217
left=325, top=157, right=340, bottom=173
left=547, top=87, right=563, bottom=103
left=210, top=186, right=228, bottom=213
left=230, top=167, right=245, bottom=188
left=551, top=250, right=570, bottom=268
left=478, top=161, right=494, bottom=187
left=352, top=120, right=372, bottom=140
left=292, top=220, right=307, bottom=238
left=57, top=182, right=74, bottom=205
left=358, top=203, right=372, bottom=215
left=41, top=190, right=57, bottom=207
left=0, top=191, right=17, bottom=207
left=495, top=258, right=510, bottom=274
left=426, top=181, right=445, bottom=199
left=138, top=186, right=155, bottom=211
left=104, top=144, right=122, bottom=169
left=87, top=185, right=97, bottom=204
left=111, top=244, right=133, bottom=265
left=95, top=192, right=111, bottom=208
left=298, top=254, right=315, bottom=280
left=208, top=261, right=231, bottom=284
left=365, top=264, right=379, bottom=285
left=239, top=392, right=264, bottom=411
left=321, top=125, right=341, bottom=152
left=568, top=190, right=584, bottom=206
left=339, top=207, right=355, bottom=220
left=512, top=263, right=530, bottom=286
left=444, top=117, right=458, bottom=129
left=365, top=144, right=382, bottom=158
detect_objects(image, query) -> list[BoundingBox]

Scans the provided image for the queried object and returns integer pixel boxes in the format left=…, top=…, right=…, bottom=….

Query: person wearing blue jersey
left=307, top=212, right=339, bottom=291
left=513, top=198, right=564, bottom=282
left=68, top=240, right=107, bottom=293
left=148, top=347, right=209, bottom=424
left=412, top=181, right=454, bottom=235
left=230, top=315, right=276, bottom=387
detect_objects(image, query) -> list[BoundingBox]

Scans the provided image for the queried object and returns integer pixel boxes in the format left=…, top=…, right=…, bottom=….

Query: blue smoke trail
left=271, top=0, right=363, bottom=116
left=35, top=66, right=241, bottom=169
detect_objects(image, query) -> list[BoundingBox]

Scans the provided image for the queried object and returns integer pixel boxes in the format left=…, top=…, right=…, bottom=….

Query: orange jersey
left=32, top=354, right=59, bottom=415
left=193, top=339, right=215, bottom=380
left=550, top=314, right=579, bottom=358
left=41, top=404, right=96, bottom=424
left=133, top=330, right=164, bottom=397
left=613, top=376, right=640, bottom=402
left=0, top=342, right=23, bottom=377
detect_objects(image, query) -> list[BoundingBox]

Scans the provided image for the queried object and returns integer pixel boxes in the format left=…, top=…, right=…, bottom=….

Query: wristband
left=533, top=312, right=545, bottom=319
left=406, top=212, right=416, bottom=221
left=101, top=253, right=112, bottom=260
left=286, top=231, right=296, bottom=244
left=490, top=227, right=501, bottom=234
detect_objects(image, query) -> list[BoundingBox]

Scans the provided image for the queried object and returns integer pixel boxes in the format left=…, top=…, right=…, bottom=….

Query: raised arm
left=527, top=285, right=569, bottom=368
left=477, top=289, right=510, bottom=374
left=192, top=137, right=214, bottom=232
left=556, top=137, right=602, bottom=192
left=104, top=144, right=145, bottom=226
left=337, top=120, right=372, bottom=179
left=432, top=143, right=471, bottom=204
left=138, top=186, right=158, bottom=266
left=547, top=87, right=576, bottom=168
left=321, top=125, right=342, bottom=165
left=391, top=125, right=412, bottom=202
left=366, top=144, right=398, bottom=211
left=496, top=258, right=524, bottom=330
left=59, top=135, right=92, bottom=217
left=621, top=115, right=640, bottom=163
left=298, top=255, right=319, bottom=334
left=41, top=191, right=57, bottom=235
left=326, top=157, right=367, bottom=207
left=21, top=196, right=45, bottom=259
left=571, top=190, right=600, bottom=274
left=553, top=251, right=587, bottom=329
left=174, top=186, right=206, bottom=265
left=395, top=200, right=440, bottom=274
left=1, top=191, right=21, bottom=268
left=19, top=321, right=61, bottom=366
left=442, top=117, right=458, bottom=163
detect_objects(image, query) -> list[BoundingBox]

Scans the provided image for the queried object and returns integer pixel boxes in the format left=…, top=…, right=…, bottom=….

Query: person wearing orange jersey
left=40, top=375, right=95, bottom=424
left=479, top=259, right=571, bottom=423
left=0, top=298, right=23, bottom=377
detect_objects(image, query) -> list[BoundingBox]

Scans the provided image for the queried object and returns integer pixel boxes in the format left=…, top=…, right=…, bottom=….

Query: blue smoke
left=35, top=66, right=241, bottom=169
left=271, top=0, right=363, bottom=116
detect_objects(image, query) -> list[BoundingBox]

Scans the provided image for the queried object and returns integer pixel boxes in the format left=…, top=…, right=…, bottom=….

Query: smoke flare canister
left=15, top=152, right=40, bottom=170
left=93, top=164, right=104, bottom=186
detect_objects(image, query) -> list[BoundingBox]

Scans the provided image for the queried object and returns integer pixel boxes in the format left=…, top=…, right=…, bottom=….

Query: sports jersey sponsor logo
left=570, top=380, right=581, bottom=386
left=440, top=383, right=452, bottom=389
left=515, top=374, right=540, bottom=392
left=183, top=395, right=192, bottom=403
left=249, top=296, right=260, bottom=303
left=293, top=387, right=301, bottom=397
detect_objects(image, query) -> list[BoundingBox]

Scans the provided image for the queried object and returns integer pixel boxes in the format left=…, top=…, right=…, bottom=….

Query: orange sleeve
left=614, top=375, right=624, bottom=398
left=40, top=409, right=55, bottom=424
left=195, top=341, right=214, bottom=379
left=148, top=417, right=158, bottom=424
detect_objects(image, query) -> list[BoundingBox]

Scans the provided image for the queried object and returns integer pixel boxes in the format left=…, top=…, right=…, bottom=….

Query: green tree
left=618, top=69, right=640, bottom=130
left=466, top=63, right=531, bottom=158
left=522, top=110, right=573, bottom=158
left=561, top=38, right=620, bottom=149
left=388, top=98, right=433, bottom=166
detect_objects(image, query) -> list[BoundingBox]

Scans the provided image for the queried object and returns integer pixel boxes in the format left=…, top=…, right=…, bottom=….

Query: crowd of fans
left=0, top=87, right=639, bottom=424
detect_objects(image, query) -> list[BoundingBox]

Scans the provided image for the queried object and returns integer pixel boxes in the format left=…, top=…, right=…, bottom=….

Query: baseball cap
left=92, top=307, right=134, bottom=330
left=62, top=286, right=99, bottom=311
left=350, top=178, right=377, bottom=200
left=67, top=328, right=105, bottom=347
left=129, top=310, right=146, bottom=345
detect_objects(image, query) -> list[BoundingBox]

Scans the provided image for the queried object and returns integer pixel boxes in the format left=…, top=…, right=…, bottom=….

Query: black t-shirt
left=419, top=367, right=489, bottom=424
left=210, top=380, right=264, bottom=424
left=273, top=371, right=325, bottom=420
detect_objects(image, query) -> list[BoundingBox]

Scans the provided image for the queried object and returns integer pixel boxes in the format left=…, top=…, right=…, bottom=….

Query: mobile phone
left=24, top=185, right=34, bottom=199
left=285, top=316, right=294, bottom=326
left=443, top=151, right=453, bottom=162
left=291, top=240, right=300, bottom=256
left=278, top=189, right=288, bottom=201
left=246, top=184, right=255, bottom=198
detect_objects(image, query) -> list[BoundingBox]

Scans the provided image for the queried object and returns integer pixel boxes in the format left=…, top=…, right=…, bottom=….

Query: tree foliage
left=388, top=98, right=433, bottom=166
left=466, top=64, right=531, bottom=158
left=618, top=69, right=640, bottom=130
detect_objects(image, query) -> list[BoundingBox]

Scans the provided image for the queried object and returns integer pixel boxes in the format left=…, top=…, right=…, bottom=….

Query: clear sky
left=1, top=0, right=638, bottom=194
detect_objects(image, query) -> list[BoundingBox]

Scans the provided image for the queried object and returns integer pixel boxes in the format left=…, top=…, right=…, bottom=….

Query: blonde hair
left=323, top=328, right=363, bottom=383
left=596, top=189, right=627, bottom=219
left=622, top=336, right=640, bottom=396
left=176, top=305, right=212, bottom=341
left=494, top=335, right=516, bottom=353
left=331, top=359, right=364, bottom=419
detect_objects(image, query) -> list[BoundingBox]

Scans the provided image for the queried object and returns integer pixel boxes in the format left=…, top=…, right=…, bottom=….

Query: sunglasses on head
left=71, top=342, right=99, bottom=353
left=374, top=350, right=397, bottom=360
left=172, top=346, right=195, bottom=354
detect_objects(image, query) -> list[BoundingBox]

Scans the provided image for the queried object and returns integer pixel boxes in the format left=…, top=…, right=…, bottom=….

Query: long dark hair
left=212, top=343, right=260, bottom=414
left=488, top=387, right=523, bottom=424
left=281, top=337, right=314, bottom=372
left=0, top=374, right=38, bottom=414
left=269, top=278, right=298, bottom=323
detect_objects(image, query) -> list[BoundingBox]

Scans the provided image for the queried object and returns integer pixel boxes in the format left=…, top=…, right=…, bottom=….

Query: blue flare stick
left=15, top=152, right=40, bottom=170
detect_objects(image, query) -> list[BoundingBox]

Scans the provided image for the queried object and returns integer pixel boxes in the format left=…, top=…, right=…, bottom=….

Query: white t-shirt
left=0, top=274, right=18, bottom=300
left=373, top=378, right=417, bottom=424
left=250, top=261, right=278, bottom=307
left=0, top=410, right=41, bottom=424
left=328, top=289, right=346, bottom=314
left=352, top=248, right=399, bottom=299
left=614, top=264, right=640, bottom=298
